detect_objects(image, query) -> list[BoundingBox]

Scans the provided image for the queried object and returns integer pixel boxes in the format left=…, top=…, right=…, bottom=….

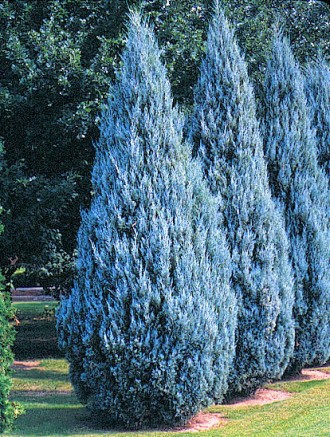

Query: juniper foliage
left=304, top=56, right=330, bottom=180
left=57, top=11, right=236, bottom=428
left=263, top=31, right=330, bottom=373
left=190, top=5, right=295, bottom=397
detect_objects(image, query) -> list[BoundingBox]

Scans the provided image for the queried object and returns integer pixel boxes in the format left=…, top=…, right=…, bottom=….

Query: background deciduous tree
left=0, top=0, right=130, bottom=292
left=0, top=0, right=328, bottom=291
left=221, top=0, right=330, bottom=84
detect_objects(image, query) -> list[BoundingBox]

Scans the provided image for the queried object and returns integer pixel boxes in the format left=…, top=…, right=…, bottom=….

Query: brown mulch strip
left=10, top=390, right=72, bottom=397
left=13, top=296, right=55, bottom=302
left=302, top=368, right=330, bottom=379
left=225, top=388, right=292, bottom=407
left=12, top=361, right=41, bottom=370
left=290, top=369, right=330, bottom=382
left=163, top=413, right=227, bottom=433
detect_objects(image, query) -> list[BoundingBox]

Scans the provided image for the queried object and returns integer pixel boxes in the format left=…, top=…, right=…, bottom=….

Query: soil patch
left=298, top=369, right=330, bottom=381
left=225, top=388, right=292, bottom=407
left=170, top=413, right=227, bottom=433
left=11, top=390, right=72, bottom=398
left=283, top=368, right=330, bottom=382
left=12, top=360, right=41, bottom=370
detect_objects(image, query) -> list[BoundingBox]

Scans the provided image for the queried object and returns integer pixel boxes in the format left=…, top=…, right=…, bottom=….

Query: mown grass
left=7, top=301, right=330, bottom=436
left=13, top=301, right=63, bottom=360
left=208, top=379, right=330, bottom=437
left=7, top=359, right=330, bottom=437
left=266, top=378, right=328, bottom=394
left=12, top=360, right=71, bottom=393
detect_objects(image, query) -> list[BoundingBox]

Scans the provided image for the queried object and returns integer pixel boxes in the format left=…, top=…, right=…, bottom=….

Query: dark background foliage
left=0, top=0, right=329, bottom=294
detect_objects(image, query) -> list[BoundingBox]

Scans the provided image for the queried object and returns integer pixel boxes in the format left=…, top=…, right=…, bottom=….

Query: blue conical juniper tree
left=263, top=31, right=330, bottom=373
left=304, top=56, right=330, bottom=180
left=190, top=6, right=295, bottom=398
left=57, top=11, right=236, bottom=428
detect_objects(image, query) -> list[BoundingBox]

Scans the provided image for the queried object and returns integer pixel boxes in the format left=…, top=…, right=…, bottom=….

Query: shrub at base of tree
left=0, top=144, right=19, bottom=432
left=0, top=290, right=16, bottom=432
left=57, top=11, right=236, bottom=428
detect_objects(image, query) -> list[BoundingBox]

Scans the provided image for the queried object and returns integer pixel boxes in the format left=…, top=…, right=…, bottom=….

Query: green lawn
left=7, top=301, right=330, bottom=436
left=7, top=360, right=330, bottom=437
left=13, top=301, right=63, bottom=360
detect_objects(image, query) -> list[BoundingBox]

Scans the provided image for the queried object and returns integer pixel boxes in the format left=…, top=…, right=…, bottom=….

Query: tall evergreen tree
left=305, top=56, right=330, bottom=180
left=190, top=5, right=295, bottom=398
left=57, top=11, right=236, bottom=428
left=263, top=31, right=330, bottom=373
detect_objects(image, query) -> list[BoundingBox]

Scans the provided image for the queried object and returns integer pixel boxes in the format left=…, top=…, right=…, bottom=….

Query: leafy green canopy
left=57, top=11, right=236, bottom=428
left=263, top=31, right=330, bottom=373
left=0, top=0, right=329, bottom=291
left=190, top=5, right=295, bottom=397
left=221, top=0, right=330, bottom=84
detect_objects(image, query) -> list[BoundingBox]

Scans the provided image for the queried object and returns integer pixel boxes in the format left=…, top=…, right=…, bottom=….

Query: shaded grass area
left=13, top=302, right=63, bottom=360
left=7, top=359, right=330, bottom=437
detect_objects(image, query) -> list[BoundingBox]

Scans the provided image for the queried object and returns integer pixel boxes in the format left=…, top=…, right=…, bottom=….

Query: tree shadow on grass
left=10, top=392, right=163, bottom=436
left=13, top=319, right=64, bottom=360
left=12, top=405, right=90, bottom=436
left=10, top=397, right=125, bottom=436
left=12, top=367, right=69, bottom=383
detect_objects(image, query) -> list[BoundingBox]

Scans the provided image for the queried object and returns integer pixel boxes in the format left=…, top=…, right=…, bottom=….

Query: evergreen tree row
left=58, top=5, right=330, bottom=429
